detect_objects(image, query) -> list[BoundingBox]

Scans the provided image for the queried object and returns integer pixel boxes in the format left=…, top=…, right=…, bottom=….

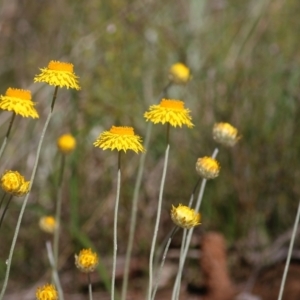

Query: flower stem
left=147, top=144, right=170, bottom=300
left=151, top=226, right=178, bottom=300
left=53, top=153, right=66, bottom=274
left=121, top=82, right=172, bottom=300
left=121, top=122, right=153, bottom=300
left=162, top=81, right=172, bottom=97
left=0, top=195, right=13, bottom=229
left=166, top=124, right=170, bottom=145
left=88, top=273, right=93, bottom=300
left=0, top=193, right=7, bottom=213
left=0, top=86, right=58, bottom=300
left=0, top=112, right=16, bottom=160
left=277, top=199, right=300, bottom=300
left=46, top=241, right=64, bottom=300
left=111, top=168, right=121, bottom=300
left=172, top=148, right=219, bottom=300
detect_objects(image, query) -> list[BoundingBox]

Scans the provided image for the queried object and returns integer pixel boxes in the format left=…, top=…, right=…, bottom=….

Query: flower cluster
left=213, top=122, right=239, bottom=147
left=0, top=88, right=39, bottom=118
left=75, top=248, right=99, bottom=273
left=39, top=216, right=57, bottom=234
left=169, top=63, right=191, bottom=84
left=0, top=170, right=30, bottom=197
left=34, top=60, right=80, bottom=90
left=94, top=126, right=145, bottom=153
left=144, top=99, right=194, bottom=128
left=196, top=157, right=220, bottom=180
left=171, top=204, right=201, bottom=229
left=36, top=284, right=58, bottom=300
left=57, top=134, right=76, bottom=154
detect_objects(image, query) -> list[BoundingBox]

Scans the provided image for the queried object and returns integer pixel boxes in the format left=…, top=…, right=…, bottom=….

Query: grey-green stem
left=277, top=200, right=300, bottom=300
left=46, top=241, right=64, bottom=300
left=147, top=144, right=170, bottom=300
left=151, top=226, right=178, bottom=300
left=111, top=168, right=121, bottom=300
left=172, top=148, right=219, bottom=300
left=0, top=86, right=58, bottom=300
left=0, top=112, right=16, bottom=160
left=53, top=153, right=66, bottom=276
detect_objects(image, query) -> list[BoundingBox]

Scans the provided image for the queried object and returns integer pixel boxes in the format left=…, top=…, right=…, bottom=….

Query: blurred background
left=1, top=0, right=300, bottom=298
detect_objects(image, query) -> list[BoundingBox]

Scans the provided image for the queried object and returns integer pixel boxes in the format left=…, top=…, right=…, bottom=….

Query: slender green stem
left=0, top=195, right=13, bottom=228
left=0, top=193, right=6, bottom=212
left=172, top=148, right=219, bottom=300
left=0, top=112, right=16, bottom=160
left=162, top=81, right=172, bottom=97
left=189, top=178, right=201, bottom=207
left=121, top=82, right=172, bottom=300
left=173, top=228, right=187, bottom=300
left=147, top=144, right=170, bottom=300
left=46, top=241, right=64, bottom=300
left=277, top=200, right=300, bottom=300
left=53, top=153, right=66, bottom=273
left=118, top=151, right=121, bottom=171
left=166, top=124, right=170, bottom=145
left=151, top=226, right=178, bottom=300
left=0, top=86, right=58, bottom=300
left=88, top=272, right=93, bottom=300
left=50, top=87, right=59, bottom=111
left=111, top=168, right=121, bottom=300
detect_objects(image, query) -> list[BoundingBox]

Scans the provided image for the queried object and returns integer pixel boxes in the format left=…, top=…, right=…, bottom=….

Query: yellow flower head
left=171, top=204, right=201, bottom=229
left=93, top=126, right=145, bottom=153
left=196, top=157, right=220, bottom=180
left=144, top=99, right=194, bottom=128
left=75, top=248, right=99, bottom=273
left=213, top=122, right=239, bottom=147
left=0, top=88, right=39, bottom=118
left=1, top=170, right=30, bottom=197
left=34, top=60, right=80, bottom=90
left=36, top=284, right=58, bottom=300
left=57, top=134, right=76, bottom=154
left=169, top=63, right=191, bottom=84
left=39, top=216, right=57, bottom=234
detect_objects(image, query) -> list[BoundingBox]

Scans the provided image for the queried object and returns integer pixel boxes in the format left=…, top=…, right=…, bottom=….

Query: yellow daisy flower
left=196, top=157, right=220, bottom=179
left=75, top=248, right=99, bottom=273
left=1, top=170, right=30, bottom=197
left=36, top=284, right=58, bottom=300
left=0, top=88, right=39, bottom=118
left=144, top=99, right=194, bottom=128
left=213, top=122, right=240, bottom=147
left=171, top=204, right=201, bottom=229
left=34, top=60, right=80, bottom=90
left=169, top=63, right=191, bottom=84
left=57, top=133, right=76, bottom=154
left=93, top=126, right=145, bottom=153
left=39, top=216, right=57, bottom=234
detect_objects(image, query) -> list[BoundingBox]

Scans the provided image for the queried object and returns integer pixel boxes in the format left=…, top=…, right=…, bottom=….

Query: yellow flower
left=93, top=126, right=145, bottom=153
left=169, top=63, right=191, bottom=84
left=75, top=248, right=99, bottom=273
left=171, top=204, right=201, bottom=229
left=213, top=122, right=239, bottom=147
left=196, top=157, right=220, bottom=179
left=34, top=60, right=80, bottom=90
left=39, top=216, right=57, bottom=234
left=1, top=170, right=30, bottom=197
left=0, top=88, right=39, bottom=118
left=36, top=284, right=58, bottom=300
left=57, top=134, right=76, bottom=154
left=144, top=99, right=194, bottom=128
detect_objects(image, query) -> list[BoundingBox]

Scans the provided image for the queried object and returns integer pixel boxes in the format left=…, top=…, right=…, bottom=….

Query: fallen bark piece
left=201, top=232, right=236, bottom=300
